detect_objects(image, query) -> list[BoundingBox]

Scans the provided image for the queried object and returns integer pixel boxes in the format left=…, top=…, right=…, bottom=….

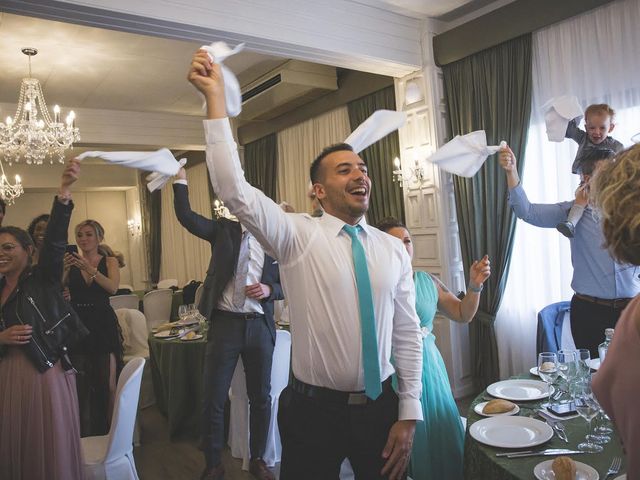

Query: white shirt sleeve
left=391, top=251, right=424, bottom=421
left=203, top=118, right=296, bottom=261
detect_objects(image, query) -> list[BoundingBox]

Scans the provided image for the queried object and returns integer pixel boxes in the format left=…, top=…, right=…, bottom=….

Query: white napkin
left=632, top=132, right=640, bottom=143
left=146, top=158, right=187, bottom=192
left=199, top=42, right=245, bottom=117
left=541, top=95, right=583, bottom=142
left=344, top=110, right=407, bottom=153
left=76, top=148, right=181, bottom=177
left=426, top=131, right=503, bottom=177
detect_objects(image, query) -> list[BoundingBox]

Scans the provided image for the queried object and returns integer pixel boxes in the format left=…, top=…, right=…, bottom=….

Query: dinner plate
left=180, top=333, right=203, bottom=341
left=469, top=416, right=553, bottom=448
left=487, top=379, right=554, bottom=401
left=153, top=330, right=179, bottom=339
left=474, top=401, right=520, bottom=417
left=530, top=366, right=540, bottom=376
left=613, top=475, right=626, bottom=480
left=534, top=459, right=599, bottom=480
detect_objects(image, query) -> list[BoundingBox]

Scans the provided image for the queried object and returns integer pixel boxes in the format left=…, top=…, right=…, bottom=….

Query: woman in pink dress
left=591, top=143, right=640, bottom=479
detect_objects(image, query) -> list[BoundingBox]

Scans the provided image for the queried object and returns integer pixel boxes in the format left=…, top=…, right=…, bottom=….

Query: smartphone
left=66, top=244, right=78, bottom=255
left=548, top=401, right=577, bottom=417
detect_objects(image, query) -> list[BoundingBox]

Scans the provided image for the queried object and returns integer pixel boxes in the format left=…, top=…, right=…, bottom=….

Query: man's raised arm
left=188, top=50, right=295, bottom=260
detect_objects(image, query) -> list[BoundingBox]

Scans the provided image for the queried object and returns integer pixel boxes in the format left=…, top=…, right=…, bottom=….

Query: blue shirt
left=508, top=184, right=640, bottom=299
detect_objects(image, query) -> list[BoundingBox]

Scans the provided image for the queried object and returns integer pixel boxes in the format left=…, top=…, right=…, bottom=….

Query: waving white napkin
left=146, top=158, right=187, bottom=192
left=344, top=110, right=407, bottom=153
left=199, top=42, right=245, bottom=117
left=426, top=131, right=504, bottom=177
left=77, top=149, right=180, bottom=175
left=542, top=95, right=583, bottom=142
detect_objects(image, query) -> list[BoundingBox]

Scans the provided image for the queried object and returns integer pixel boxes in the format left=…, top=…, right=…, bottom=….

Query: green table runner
left=463, top=374, right=627, bottom=479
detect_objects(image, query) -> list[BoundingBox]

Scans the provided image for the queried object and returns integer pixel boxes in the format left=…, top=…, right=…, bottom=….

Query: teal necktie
left=343, top=224, right=382, bottom=400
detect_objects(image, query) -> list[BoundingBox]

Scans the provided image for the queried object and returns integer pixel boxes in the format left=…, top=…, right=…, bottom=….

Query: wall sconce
left=213, top=199, right=226, bottom=218
left=392, top=156, right=427, bottom=188
left=127, top=219, right=141, bottom=237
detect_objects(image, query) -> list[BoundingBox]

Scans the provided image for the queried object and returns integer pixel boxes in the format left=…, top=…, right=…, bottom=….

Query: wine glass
left=538, top=352, right=559, bottom=407
left=556, top=350, right=577, bottom=400
left=572, top=380, right=604, bottom=453
left=178, top=304, right=188, bottom=322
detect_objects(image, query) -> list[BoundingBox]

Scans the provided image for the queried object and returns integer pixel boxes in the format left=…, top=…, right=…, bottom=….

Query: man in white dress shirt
left=188, top=50, right=423, bottom=480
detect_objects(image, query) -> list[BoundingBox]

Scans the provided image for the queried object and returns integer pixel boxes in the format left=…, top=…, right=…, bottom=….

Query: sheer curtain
left=159, top=162, right=212, bottom=286
left=276, top=106, right=351, bottom=212
left=496, top=0, right=640, bottom=378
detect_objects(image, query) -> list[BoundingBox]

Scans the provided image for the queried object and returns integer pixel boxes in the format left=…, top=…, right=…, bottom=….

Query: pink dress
left=592, top=295, right=640, bottom=479
left=0, top=347, right=85, bottom=480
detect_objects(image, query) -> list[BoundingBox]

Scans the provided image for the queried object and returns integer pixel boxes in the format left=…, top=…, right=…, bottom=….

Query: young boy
left=556, top=104, right=624, bottom=237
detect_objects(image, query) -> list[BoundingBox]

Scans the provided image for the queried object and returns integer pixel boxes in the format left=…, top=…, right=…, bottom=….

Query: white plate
left=474, top=401, right=520, bottom=417
left=153, top=330, right=179, bottom=339
left=469, top=416, right=553, bottom=448
left=530, top=366, right=540, bottom=376
left=534, top=459, right=599, bottom=480
left=180, top=333, right=203, bottom=341
left=587, top=358, right=601, bottom=370
left=487, top=379, right=554, bottom=401
left=614, top=475, right=626, bottom=480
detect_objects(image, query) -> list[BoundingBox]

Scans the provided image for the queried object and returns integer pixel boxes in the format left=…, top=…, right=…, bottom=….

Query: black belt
left=212, top=309, right=265, bottom=320
left=574, top=294, right=632, bottom=309
left=290, top=376, right=393, bottom=406
left=74, top=303, right=107, bottom=308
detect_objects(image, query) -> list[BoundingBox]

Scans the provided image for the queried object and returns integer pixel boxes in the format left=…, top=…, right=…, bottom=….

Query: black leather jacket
left=0, top=198, right=88, bottom=372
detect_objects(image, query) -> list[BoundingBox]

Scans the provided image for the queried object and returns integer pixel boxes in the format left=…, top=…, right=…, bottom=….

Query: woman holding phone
left=64, top=219, right=123, bottom=437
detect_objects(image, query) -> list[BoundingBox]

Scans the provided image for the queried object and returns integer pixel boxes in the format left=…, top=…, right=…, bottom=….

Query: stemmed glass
left=575, top=349, right=591, bottom=380
left=178, top=304, right=188, bottom=322
left=538, top=352, right=559, bottom=408
left=572, top=380, right=604, bottom=453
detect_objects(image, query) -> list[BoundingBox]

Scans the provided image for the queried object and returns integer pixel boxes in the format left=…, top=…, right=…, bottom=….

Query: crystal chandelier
left=0, top=48, right=80, bottom=165
left=0, top=161, right=23, bottom=205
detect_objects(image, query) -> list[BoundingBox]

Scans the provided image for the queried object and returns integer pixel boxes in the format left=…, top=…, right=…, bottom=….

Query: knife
left=507, top=450, right=585, bottom=458
left=496, top=448, right=576, bottom=457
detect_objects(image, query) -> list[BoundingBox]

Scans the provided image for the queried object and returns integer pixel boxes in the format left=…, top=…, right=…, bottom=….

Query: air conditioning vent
left=239, top=60, right=337, bottom=121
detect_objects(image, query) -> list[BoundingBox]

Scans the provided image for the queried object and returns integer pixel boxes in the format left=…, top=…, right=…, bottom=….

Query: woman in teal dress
left=377, top=218, right=490, bottom=480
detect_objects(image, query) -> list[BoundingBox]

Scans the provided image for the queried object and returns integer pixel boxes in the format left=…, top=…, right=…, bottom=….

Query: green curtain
left=442, top=34, right=532, bottom=389
left=244, top=133, right=278, bottom=200
left=347, top=86, right=405, bottom=225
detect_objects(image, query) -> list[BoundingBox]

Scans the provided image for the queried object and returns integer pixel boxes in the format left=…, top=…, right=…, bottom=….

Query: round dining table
left=463, top=373, right=628, bottom=479
left=148, top=332, right=207, bottom=439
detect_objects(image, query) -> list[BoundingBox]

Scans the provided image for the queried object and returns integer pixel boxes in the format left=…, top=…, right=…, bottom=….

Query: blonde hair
left=592, top=144, right=640, bottom=265
left=585, top=103, right=615, bottom=122
left=75, top=219, right=105, bottom=242
left=98, top=244, right=126, bottom=268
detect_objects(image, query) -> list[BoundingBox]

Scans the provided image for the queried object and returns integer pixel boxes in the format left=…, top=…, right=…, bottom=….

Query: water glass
left=557, top=350, right=577, bottom=399
left=538, top=352, right=559, bottom=407
left=178, top=304, right=188, bottom=321
left=572, top=380, right=604, bottom=453
left=576, top=349, right=591, bottom=380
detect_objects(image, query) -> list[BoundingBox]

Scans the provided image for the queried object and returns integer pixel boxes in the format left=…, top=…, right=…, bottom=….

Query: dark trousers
left=570, top=295, right=626, bottom=357
left=278, top=379, right=401, bottom=480
left=200, top=312, right=275, bottom=468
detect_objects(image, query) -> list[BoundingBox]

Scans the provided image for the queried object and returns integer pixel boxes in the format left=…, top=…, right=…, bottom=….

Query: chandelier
left=0, top=48, right=80, bottom=165
left=0, top=161, right=23, bottom=205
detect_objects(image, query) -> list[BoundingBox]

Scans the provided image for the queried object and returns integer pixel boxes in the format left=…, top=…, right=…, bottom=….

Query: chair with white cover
left=81, top=357, right=145, bottom=480
left=194, top=284, right=204, bottom=309
left=110, top=295, right=139, bottom=311
left=157, top=278, right=178, bottom=289
left=142, top=289, right=173, bottom=331
left=228, top=329, right=291, bottom=470
left=119, top=284, right=134, bottom=292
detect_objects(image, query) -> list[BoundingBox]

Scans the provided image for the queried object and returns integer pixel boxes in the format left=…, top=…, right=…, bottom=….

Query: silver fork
left=604, top=457, right=622, bottom=479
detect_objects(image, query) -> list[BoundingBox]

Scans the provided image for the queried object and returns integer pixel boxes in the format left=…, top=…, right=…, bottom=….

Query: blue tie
left=343, top=224, right=382, bottom=400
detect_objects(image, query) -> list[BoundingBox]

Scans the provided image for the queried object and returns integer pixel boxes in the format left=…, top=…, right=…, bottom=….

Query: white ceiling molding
left=3, top=0, right=422, bottom=77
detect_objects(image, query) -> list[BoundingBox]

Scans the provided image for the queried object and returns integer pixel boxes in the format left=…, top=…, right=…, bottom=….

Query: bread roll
left=551, top=456, right=576, bottom=480
left=482, top=399, right=516, bottom=414
left=539, top=361, right=556, bottom=372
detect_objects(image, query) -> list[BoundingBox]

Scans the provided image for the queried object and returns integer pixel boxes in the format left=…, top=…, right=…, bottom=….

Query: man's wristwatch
left=468, top=283, right=483, bottom=293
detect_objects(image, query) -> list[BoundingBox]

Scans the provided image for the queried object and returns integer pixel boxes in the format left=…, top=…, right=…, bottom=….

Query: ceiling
left=0, top=12, right=287, bottom=117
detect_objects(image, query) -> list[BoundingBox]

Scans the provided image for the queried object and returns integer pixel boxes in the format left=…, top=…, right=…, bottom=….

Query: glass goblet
left=572, top=381, right=604, bottom=453
left=538, top=352, right=559, bottom=408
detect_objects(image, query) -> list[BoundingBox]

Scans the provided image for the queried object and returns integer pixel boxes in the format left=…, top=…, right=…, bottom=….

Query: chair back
left=157, top=279, right=178, bottom=289
left=536, top=301, right=571, bottom=355
left=271, top=330, right=291, bottom=394
left=110, top=294, right=140, bottom=311
left=142, top=289, right=173, bottom=331
left=104, top=357, right=145, bottom=462
left=194, top=284, right=204, bottom=310
left=115, top=309, right=150, bottom=361
left=119, top=284, right=134, bottom=292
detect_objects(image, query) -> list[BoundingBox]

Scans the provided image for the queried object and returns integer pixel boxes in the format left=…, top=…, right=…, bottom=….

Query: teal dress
left=409, top=271, right=464, bottom=480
